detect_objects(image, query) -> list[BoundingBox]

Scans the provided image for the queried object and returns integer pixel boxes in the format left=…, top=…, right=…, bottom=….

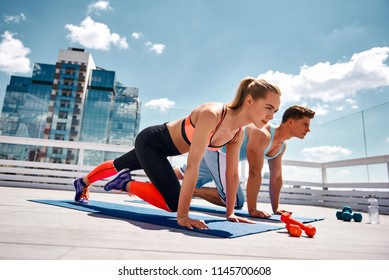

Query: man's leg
left=176, top=155, right=224, bottom=206
left=176, top=157, right=213, bottom=188
left=193, top=187, right=225, bottom=206
left=203, top=150, right=245, bottom=209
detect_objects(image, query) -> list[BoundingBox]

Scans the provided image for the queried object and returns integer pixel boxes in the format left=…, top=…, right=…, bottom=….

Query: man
left=176, top=105, right=315, bottom=218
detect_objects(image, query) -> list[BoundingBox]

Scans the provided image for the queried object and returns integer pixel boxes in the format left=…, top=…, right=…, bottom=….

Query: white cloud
left=387, top=137, right=389, bottom=142
left=144, top=98, right=175, bottom=111
left=110, top=33, right=128, bottom=49
left=4, top=13, right=26, bottom=24
left=87, top=0, right=112, bottom=14
left=258, top=47, right=389, bottom=106
left=65, top=17, right=128, bottom=50
left=333, top=99, right=358, bottom=112
left=145, top=41, right=166, bottom=55
left=345, top=98, right=359, bottom=109
left=311, top=103, right=329, bottom=116
left=0, top=31, right=31, bottom=74
left=335, top=106, right=345, bottom=112
left=301, top=145, right=352, bottom=162
left=132, top=32, right=142, bottom=40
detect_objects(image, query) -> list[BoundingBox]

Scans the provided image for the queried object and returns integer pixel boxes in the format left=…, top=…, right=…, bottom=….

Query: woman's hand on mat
left=227, top=214, right=256, bottom=224
left=249, top=209, right=272, bottom=219
left=177, top=216, right=208, bottom=230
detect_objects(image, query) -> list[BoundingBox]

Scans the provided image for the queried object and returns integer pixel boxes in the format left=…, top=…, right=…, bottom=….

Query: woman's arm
left=225, top=130, right=255, bottom=224
left=224, top=130, right=242, bottom=217
left=176, top=108, right=217, bottom=229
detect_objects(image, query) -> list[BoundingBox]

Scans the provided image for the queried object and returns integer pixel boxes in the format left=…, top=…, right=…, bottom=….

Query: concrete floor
left=0, top=186, right=388, bottom=260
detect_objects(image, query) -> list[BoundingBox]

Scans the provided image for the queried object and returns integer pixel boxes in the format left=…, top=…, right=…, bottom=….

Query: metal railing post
left=78, top=144, right=84, bottom=167
left=387, top=162, right=389, bottom=182
left=321, top=163, right=328, bottom=190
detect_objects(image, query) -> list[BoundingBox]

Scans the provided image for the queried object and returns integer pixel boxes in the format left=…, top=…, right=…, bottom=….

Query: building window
left=59, top=111, right=68, bottom=119
left=51, top=158, right=63, bottom=164
left=54, top=134, right=65, bottom=140
left=52, top=147, right=63, bottom=154
left=62, top=90, right=72, bottom=97
left=63, top=78, right=73, bottom=86
left=60, top=100, right=70, bottom=108
left=56, top=122, right=66, bottom=131
left=65, top=68, right=76, bottom=75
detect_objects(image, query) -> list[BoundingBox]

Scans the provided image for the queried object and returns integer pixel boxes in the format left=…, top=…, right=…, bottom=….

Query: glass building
left=0, top=48, right=140, bottom=164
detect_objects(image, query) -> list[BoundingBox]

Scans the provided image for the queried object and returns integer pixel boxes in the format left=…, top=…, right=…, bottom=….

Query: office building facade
left=0, top=48, right=140, bottom=165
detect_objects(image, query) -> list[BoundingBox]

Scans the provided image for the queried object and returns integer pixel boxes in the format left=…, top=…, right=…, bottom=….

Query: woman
left=73, top=77, right=281, bottom=229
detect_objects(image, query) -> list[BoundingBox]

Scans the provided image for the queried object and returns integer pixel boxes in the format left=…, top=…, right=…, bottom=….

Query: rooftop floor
left=0, top=186, right=388, bottom=260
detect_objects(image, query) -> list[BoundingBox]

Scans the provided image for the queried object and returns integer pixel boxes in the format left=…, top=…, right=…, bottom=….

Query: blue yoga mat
left=189, top=205, right=324, bottom=223
left=128, top=200, right=324, bottom=223
left=31, top=200, right=285, bottom=238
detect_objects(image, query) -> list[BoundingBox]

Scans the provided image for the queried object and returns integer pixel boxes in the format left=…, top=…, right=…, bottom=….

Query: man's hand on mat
left=177, top=216, right=208, bottom=230
left=227, top=214, right=256, bottom=224
left=249, top=209, right=272, bottom=219
left=274, top=209, right=293, bottom=215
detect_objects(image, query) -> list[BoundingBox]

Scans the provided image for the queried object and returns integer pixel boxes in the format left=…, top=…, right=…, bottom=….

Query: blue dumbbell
left=336, top=206, right=362, bottom=222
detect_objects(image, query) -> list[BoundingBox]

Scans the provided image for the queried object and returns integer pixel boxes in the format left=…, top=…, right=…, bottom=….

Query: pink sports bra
left=181, top=105, right=241, bottom=151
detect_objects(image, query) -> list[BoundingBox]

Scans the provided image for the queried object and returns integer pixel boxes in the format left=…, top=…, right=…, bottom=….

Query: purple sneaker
left=104, top=170, right=132, bottom=192
left=73, top=178, right=89, bottom=203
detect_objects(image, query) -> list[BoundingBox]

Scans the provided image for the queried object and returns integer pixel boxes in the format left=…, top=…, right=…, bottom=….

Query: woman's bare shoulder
left=190, top=102, right=223, bottom=122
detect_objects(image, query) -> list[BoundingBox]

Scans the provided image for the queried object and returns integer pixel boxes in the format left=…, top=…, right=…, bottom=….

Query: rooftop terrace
left=0, top=136, right=388, bottom=279
left=1, top=186, right=388, bottom=260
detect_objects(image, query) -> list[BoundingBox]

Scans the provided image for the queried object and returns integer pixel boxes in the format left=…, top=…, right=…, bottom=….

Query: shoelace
left=81, top=185, right=96, bottom=198
left=81, top=185, right=89, bottom=198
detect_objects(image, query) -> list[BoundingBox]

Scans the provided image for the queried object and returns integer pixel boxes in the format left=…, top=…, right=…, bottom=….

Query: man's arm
left=246, top=128, right=271, bottom=218
left=268, top=143, right=292, bottom=214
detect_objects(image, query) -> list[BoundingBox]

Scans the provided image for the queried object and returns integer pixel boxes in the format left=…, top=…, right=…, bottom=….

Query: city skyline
left=0, top=0, right=388, bottom=163
left=0, top=48, right=140, bottom=165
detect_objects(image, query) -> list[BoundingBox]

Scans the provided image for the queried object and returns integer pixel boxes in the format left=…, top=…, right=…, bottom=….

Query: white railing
left=249, top=156, right=389, bottom=214
left=0, top=136, right=388, bottom=214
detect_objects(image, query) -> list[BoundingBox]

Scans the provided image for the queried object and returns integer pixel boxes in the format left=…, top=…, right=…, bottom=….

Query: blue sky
left=0, top=0, right=388, bottom=164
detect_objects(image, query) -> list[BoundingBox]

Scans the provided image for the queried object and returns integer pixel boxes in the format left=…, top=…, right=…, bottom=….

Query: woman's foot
left=104, top=170, right=132, bottom=192
left=73, top=178, right=89, bottom=203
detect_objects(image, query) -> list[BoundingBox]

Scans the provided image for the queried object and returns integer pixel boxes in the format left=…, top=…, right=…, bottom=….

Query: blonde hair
left=227, top=77, right=281, bottom=109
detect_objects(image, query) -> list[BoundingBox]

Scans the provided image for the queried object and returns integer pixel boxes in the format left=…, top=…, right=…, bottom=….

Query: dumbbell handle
left=281, top=213, right=316, bottom=237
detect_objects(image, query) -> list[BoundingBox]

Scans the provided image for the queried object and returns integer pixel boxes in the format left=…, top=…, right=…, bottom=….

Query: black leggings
left=113, top=124, right=182, bottom=211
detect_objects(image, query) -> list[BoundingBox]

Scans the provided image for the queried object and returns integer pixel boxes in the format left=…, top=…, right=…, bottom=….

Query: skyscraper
left=0, top=48, right=140, bottom=164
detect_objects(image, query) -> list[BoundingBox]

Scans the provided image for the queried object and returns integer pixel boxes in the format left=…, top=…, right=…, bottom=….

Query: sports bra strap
left=181, top=104, right=239, bottom=151
left=208, top=105, right=227, bottom=145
